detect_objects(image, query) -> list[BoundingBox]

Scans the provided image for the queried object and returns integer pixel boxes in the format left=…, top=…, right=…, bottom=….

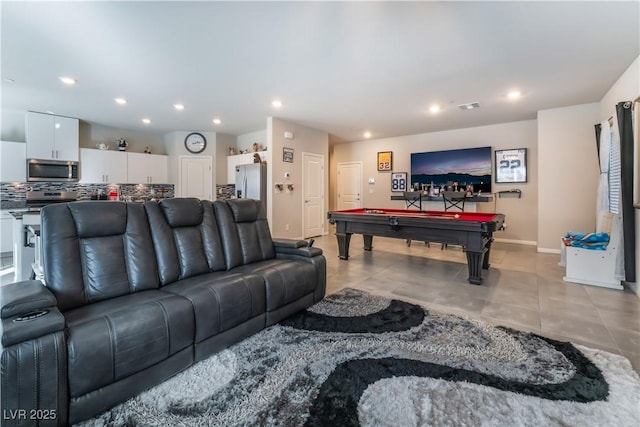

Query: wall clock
left=184, top=132, right=207, bottom=154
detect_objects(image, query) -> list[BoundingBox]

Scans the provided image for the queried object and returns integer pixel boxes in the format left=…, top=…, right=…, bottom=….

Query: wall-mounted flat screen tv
left=411, top=146, right=492, bottom=193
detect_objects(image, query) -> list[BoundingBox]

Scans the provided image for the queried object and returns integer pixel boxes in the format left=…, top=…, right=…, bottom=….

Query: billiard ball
left=454, top=214, right=460, bottom=219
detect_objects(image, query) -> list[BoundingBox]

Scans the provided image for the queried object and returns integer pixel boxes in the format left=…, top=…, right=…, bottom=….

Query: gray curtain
left=615, top=101, right=636, bottom=283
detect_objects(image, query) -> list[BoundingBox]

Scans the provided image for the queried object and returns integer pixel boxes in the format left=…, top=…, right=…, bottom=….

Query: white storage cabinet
left=127, top=152, right=168, bottom=184
left=26, top=112, right=79, bottom=161
left=1, top=141, right=27, bottom=182
left=1, top=211, right=14, bottom=254
left=79, top=148, right=128, bottom=183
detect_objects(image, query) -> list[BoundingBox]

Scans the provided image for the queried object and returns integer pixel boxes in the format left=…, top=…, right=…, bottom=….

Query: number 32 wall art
left=495, top=148, right=527, bottom=183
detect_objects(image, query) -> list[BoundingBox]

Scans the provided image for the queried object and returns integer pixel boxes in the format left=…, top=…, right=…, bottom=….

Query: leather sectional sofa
left=1, top=198, right=326, bottom=426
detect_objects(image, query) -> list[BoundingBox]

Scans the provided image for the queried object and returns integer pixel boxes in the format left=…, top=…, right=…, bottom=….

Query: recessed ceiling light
left=174, top=103, right=185, bottom=111
left=114, top=98, right=127, bottom=105
left=142, top=118, right=151, bottom=124
left=212, top=118, right=222, bottom=125
left=429, top=105, right=441, bottom=113
left=507, top=90, right=521, bottom=100
left=271, top=99, right=282, bottom=108
left=363, top=131, right=372, bottom=139
left=59, top=76, right=76, bottom=85
left=457, top=102, right=480, bottom=110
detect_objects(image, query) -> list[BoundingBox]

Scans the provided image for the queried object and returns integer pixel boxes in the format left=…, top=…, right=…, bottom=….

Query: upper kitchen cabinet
left=26, top=111, right=79, bottom=161
left=79, top=148, right=128, bottom=183
left=0, top=141, right=27, bottom=182
left=127, top=152, right=168, bottom=184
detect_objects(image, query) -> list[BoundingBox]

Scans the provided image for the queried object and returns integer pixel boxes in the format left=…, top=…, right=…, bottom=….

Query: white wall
left=79, top=122, right=165, bottom=154
left=0, top=109, right=26, bottom=141
left=268, top=118, right=329, bottom=239
left=164, top=131, right=218, bottom=191
left=537, top=103, right=600, bottom=251
left=214, top=133, right=235, bottom=185
left=237, top=129, right=267, bottom=153
left=332, top=120, right=539, bottom=243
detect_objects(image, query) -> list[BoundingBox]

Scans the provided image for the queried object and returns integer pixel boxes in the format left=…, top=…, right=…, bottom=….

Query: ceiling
left=2, top=1, right=638, bottom=143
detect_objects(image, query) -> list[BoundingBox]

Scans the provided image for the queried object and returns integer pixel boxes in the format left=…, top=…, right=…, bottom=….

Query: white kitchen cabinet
left=26, top=112, right=79, bottom=161
left=0, top=141, right=27, bottom=182
left=127, top=152, right=168, bottom=184
left=1, top=211, right=14, bottom=254
left=80, top=148, right=128, bottom=183
left=227, top=152, right=263, bottom=184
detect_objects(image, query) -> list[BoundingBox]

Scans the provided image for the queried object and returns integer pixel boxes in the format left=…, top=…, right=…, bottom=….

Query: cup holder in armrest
left=13, top=309, right=50, bottom=322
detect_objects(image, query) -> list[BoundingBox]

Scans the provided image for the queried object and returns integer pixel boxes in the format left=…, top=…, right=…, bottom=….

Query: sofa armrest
left=275, top=245, right=323, bottom=258
left=1, top=280, right=57, bottom=318
left=1, top=280, right=64, bottom=347
left=273, top=238, right=323, bottom=258
left=273, top=238, right=309, bottom=249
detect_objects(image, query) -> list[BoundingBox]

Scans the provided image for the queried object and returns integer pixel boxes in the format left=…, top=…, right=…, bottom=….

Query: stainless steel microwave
left=27, top=159, right=79, bottom=182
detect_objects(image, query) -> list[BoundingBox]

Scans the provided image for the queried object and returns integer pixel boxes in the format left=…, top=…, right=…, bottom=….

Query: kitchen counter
left=9, top=210, right=39, bottom=220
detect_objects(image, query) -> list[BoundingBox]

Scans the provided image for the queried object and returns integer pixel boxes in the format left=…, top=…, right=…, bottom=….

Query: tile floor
left=314, top=233, right=640, bottom=373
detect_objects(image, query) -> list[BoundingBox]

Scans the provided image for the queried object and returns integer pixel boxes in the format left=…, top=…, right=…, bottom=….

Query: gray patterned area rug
left=80, top=288, right=640, bottom=426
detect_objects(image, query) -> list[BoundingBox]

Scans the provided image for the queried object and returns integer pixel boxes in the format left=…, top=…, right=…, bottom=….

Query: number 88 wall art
left=495, top=148, right=527, bottom=183
left=391, top=172, right=408, bottom=191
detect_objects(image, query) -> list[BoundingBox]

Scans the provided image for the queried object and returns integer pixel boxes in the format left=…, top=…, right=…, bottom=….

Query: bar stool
left=403, top=191, right=429, bottom=247
left=441, top=191, right=466, bottom=250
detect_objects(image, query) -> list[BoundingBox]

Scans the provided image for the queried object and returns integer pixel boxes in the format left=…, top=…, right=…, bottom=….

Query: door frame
left=336, top=161, right=363, bottom=210
left=178, top=155, right=213, bottom=199
left=302, top=152, right=326, bottom=238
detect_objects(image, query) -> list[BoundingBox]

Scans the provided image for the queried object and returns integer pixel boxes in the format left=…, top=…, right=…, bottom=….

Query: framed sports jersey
left=377, top=151, right=392, bottom=171
left=391, top=172, right=408, bottom=192
left=495, top=148, right=527, bottom=183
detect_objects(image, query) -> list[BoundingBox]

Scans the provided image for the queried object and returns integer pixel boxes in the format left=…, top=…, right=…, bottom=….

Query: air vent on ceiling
left=458, top=102, right=480, bottom=110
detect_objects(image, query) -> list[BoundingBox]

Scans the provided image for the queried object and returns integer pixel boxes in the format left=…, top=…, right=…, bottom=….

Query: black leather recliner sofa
left=1, top=198, right=326, bottom=426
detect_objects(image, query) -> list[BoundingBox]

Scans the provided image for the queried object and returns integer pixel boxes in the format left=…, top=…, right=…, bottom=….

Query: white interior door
left=337, top=161, right=362, bottom=210
left=303, top=152, right=324, bottom=238
left=179, top=156, right=212, bottom=200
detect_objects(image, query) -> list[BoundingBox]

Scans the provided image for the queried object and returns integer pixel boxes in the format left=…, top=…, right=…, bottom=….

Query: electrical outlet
left=285, top=224, right=290, bottom=231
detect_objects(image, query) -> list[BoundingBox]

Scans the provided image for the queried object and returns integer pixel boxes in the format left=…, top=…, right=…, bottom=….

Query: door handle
left=305, top=200, right=310, bottom=203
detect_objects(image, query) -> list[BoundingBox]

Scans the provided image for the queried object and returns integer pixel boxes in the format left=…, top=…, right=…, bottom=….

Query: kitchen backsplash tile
left=0, top=182, right=174, bottom=204
left=216, top=184, right=235, bottom=201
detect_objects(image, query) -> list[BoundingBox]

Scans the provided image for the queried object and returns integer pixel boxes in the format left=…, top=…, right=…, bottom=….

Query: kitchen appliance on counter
left=12, top=190, right=77, bottom=282
left=235, top=163, right=266, bottom=208
left=27, top=158, right=79, bottom=182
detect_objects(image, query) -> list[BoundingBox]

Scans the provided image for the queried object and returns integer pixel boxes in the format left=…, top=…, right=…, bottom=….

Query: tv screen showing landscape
left=411, top=146, right=492, bottom=193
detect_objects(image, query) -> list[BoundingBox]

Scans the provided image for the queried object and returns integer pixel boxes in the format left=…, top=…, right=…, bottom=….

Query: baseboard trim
left=537, top=247, right=562, bottom=254
left=494, top=238, right=537, bottom=246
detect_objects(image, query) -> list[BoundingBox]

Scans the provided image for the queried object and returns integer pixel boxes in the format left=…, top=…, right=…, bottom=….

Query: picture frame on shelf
left=283, top=147, right=294, bottom=163
left=391, top=172, right=408, bottom=192
left=377, top=151, right=392, bottom=171
left=495, top=148, right=527, bottom=183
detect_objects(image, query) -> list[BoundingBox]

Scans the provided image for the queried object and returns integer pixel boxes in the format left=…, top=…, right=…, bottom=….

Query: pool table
left=327, top=208, right=505, bottom=285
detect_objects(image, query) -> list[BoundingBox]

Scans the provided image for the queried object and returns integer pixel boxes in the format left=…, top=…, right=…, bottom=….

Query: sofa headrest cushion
left=228, top=199, right=259, bottom=223
left=159, top=198, right=204, bottom=227
left=68, top=202, right=127, bottom=237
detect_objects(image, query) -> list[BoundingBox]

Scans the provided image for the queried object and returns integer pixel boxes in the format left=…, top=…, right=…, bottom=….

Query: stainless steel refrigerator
left=235, top=163, right=267, bottom=206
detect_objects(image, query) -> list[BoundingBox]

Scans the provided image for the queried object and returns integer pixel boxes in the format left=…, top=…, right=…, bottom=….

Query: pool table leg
left=336, top=232, right=352, bottom=260
left=363, top=235, right=373, bottom=251
left=482, top=237, right=494, bottom=269
left=465, top=250, right=486, bottom=285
